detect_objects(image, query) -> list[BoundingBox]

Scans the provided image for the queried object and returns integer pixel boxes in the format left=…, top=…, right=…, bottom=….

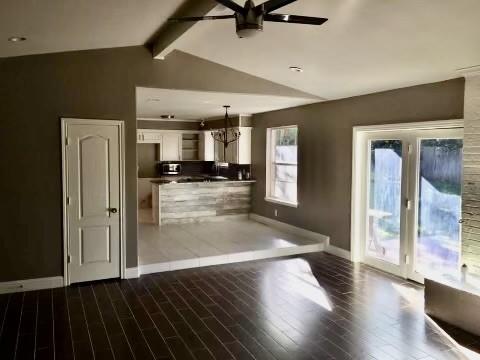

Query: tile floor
left=138, top=218, right=324, bottom=273
left=0, top=253, right=476, bottom=360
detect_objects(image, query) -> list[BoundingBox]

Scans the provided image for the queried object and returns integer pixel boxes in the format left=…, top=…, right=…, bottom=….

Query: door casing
left=61, top=118, right=126, bottom=286
left=351, top=119, right=464, bottom=282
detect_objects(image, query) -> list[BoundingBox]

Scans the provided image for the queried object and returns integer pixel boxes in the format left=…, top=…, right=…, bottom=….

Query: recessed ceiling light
left=289, top=66, right=304, bottom=73
left=160, top=115, right=175, bottom=119
left=8, top=36, right=26, bottom=42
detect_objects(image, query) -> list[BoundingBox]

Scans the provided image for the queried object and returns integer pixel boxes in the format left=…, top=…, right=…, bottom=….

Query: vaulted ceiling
left=2, top=0, right=479, bottom=100
left=168, top=0, right=480, bottom=99
left=0, top=0, right=183, bottom=58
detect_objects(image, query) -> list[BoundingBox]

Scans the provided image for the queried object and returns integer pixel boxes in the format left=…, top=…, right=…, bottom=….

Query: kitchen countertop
left=151, top=179, right=256, bottom=186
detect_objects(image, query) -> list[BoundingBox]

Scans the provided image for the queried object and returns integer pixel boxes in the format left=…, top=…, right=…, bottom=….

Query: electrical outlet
left=274, top=209, right=278, bottom=217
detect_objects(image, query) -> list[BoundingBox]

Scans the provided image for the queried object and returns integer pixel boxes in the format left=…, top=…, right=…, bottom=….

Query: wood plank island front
left=151, top=180, right=256, bottom=225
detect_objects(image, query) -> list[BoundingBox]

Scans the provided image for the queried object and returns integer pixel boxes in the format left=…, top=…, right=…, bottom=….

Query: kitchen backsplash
left=172, top=161, right=215, bottom=176
left=218, top=164, right=252, bottom=180
left=144, top=161, right=252, bottom=179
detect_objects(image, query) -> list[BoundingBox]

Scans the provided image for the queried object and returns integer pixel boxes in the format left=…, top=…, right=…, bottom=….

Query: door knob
left=108, top=208, right=118, bottom=214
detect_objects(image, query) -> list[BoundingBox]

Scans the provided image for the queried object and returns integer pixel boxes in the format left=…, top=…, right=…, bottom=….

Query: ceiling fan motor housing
left=235, top=1, right=264, bottom=38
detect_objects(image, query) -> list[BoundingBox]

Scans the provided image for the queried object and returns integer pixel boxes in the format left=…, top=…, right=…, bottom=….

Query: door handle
left=108, top=207, right=118, bottom=214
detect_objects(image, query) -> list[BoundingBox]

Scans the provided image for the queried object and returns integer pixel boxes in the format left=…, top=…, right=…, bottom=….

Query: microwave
left=161, top=163, right=181, bottom=175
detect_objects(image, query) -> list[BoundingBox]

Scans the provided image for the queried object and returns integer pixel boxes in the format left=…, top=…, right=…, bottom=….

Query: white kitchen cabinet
left=212, top=127, right=251, bottom=164
left=161, top=133, right=182, bottom=161
left=199, top=131, right=215, bottom=161
left=137, top=130, right=163, bottom=143
left=137, top=130, right=182, bottom=161
left=236, top=127, right=252, bottom=164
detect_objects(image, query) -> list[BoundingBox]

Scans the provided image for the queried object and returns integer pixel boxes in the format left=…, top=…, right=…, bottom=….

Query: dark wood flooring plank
left=0, top=293, right=23, bottom=360
left=0, top=253, right=476, bottom=360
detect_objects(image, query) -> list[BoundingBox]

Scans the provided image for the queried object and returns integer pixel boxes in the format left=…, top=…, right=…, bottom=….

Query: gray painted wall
left=0, top=46, right=310, bottom=282
left=251, top=78, right=465, bottom=251
left=137, top=120, right=201, bottom=131
left=137, top=144, right=158, bottom=178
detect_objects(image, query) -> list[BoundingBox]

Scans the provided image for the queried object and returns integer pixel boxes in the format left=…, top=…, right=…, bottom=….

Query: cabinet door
left=201, top=131, right=215, bottom=161
left=237, top=127, right=252, bottom=164
left=142, top=131, right=163, bottom=143
left=226, top=141, right=237, bottom=164
left=213, top=133, right=224, bottom=162
left=162, top=133, right=182, bottom=161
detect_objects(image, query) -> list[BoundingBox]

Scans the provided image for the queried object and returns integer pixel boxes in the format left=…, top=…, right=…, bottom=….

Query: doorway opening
left=351, top=120, right=464, bottom=283
left=134, top=87, right=326, bottom=275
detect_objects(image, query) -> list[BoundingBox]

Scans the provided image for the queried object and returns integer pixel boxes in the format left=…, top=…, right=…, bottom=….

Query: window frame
left=265, top=125, right=299, bottom=208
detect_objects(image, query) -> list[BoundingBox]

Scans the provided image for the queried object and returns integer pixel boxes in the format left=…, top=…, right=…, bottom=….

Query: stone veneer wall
left=462, top=74, right=480, bottom=274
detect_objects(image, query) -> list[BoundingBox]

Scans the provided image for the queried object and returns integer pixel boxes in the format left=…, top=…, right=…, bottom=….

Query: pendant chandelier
left=211, top=105, right=241, bottom=160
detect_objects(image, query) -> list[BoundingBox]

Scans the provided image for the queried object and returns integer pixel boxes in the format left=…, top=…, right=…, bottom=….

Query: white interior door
left=358, top=126, right=463, bottom=282
left=63, top=119, right=123, bottom=284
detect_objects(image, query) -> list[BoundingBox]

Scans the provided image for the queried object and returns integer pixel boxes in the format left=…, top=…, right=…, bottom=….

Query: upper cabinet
left=137, top=128, right=251, bottom=164
left=161, top=133, right=182, bottom=161
left=137, top=130, right=181, bottom=161
left=137, top=130, right=163, bottom=143
left=200, top=131, right=215, bottom=162
left=212, top=127, right=252, bottom=165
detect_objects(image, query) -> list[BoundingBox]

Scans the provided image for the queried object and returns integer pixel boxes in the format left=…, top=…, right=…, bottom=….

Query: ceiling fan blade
left=264, top=13, right=328, bottom=25
left=255, top=0, right=297, bottom=14
left=215, top=0, right=245, bottom=13
left=169, top=15, right=235, bottom=22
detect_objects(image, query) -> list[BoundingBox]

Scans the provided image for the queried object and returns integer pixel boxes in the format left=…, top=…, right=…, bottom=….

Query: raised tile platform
left=138, top=217, right=326, bottom=275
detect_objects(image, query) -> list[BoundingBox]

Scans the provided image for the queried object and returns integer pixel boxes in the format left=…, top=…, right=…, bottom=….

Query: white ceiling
left=2, top=0, right=479, bottom=100
left=170, top=0, right=480, bottom=99
left=136, top=87, right=318, bottom=119
left=0, top=0, right=183, bottom=57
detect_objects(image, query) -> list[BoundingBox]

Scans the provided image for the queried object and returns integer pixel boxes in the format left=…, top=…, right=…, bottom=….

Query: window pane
left=274, top=128, right=298, bottom=163
left=274, top=181, right=297, bottom=203
left=268, top=127, right=298, bottom=203
left=275, top=164, right=297, bottom=182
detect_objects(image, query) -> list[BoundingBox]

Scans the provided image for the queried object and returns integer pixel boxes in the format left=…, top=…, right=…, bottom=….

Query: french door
left=361, top=127, right=463, bottom=282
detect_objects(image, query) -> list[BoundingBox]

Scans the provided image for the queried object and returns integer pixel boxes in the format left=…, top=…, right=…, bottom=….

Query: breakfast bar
left=152, top=179, right=255, bottom=225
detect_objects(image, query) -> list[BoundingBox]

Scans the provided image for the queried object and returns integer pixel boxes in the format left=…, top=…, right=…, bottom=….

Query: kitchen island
left=151, top=179, right=255, bottom=225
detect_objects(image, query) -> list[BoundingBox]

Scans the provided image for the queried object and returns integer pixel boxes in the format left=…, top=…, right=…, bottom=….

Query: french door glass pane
left=416, top=139, right=463, bottom=276
left=367, top=140, right=402, bottom=265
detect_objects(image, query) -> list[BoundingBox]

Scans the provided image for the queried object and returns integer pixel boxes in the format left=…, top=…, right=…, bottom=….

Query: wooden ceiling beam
left=148, top=0, right=218, bottom=60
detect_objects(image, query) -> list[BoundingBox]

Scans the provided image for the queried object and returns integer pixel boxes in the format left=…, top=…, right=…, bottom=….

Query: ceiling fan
left=169, top=0, right=328, bottom=38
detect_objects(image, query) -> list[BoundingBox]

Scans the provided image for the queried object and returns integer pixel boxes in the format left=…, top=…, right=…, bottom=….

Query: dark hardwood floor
left=0, top=253, right=476, bottom=359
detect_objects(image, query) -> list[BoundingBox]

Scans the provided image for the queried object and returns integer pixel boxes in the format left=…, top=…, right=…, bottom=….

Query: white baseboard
left=249, top=213, right=330, bottom=243
left=125, top=267, right=140, bottom=279
left=325, top=244, right=352, bottom=261
left=250, top=213, right=352, bottom=261
left=0, top=276, right=64, bottom=294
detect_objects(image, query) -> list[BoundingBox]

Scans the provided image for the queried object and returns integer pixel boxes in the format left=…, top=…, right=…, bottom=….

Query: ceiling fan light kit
left=169, top=0, right=328, bottom=38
